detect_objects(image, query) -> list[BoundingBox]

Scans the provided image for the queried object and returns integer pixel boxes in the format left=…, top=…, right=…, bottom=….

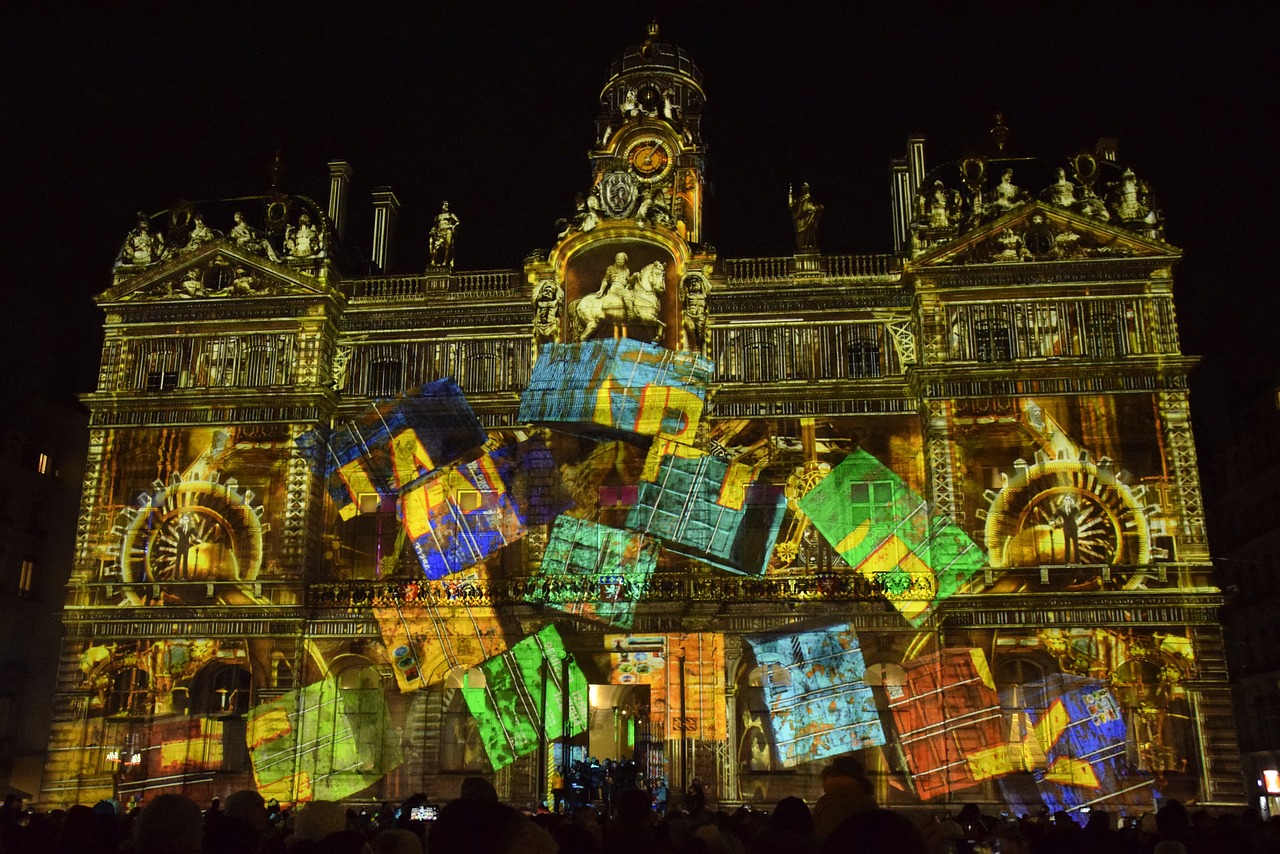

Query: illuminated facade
left=42, top=27, right=1244, bottom=814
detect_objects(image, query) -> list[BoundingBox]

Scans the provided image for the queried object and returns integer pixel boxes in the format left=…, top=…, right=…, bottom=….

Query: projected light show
left=39, top=18, right=1237, bottom=817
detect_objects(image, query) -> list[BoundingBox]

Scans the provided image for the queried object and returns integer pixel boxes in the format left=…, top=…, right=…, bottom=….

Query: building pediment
left=99, top=240, right=331, bottom=304
left=910, top=202, right=1180, bottom=268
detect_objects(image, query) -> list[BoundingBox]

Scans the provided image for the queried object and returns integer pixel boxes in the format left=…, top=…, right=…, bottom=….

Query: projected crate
left=519, top=339, right=712, bottom=440
left=627, top=449, right=786, bottom=575
left=247, top=676, right=403, bottom=804
left=534, top=515, right=658, bottom=628
left=298, top=378, right=487, bottom=519
left=462, top=625, right=589, bottom=771
left=888, top=648, right=1012, bottom=800
left=799, top=449, right=985, bottom=626
left=399, top=450, right=525, bottom=580
left=745, top=623, right=885, bottom=766
left=1017, top=674, right=1154, bottom=814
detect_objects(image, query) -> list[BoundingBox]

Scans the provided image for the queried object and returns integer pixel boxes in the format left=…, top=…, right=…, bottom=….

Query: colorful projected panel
left=147, top=717, right=225, bottom=774
left=627, top=449, right=786, bottom=576
left=399, top=450, right=525, bottom=580
left=744, top=623, right=885, bottom=767
left=92, top=427, right=289, bottom=608
left=462, top=625, right=589, bottom=771
left=536, top=516, right=658, bottom=629
left=519, top=339, right=712, bottom=441
left=372, top=570, right=509, bottom=692
left=247, top=676, right=403, bottom=804
left=299, top=379, right=486, bottom=520
left=1017, top=674, right=1153, bottom=813
left=799, top=449, right=984, bottom=625
left=604, top=633, right=727, bottom=741
left=951, top=396, right=1180, bottom=581
left=490, top=435, right=575, bottom=525
left=888, top=648, right=1012, bottom=800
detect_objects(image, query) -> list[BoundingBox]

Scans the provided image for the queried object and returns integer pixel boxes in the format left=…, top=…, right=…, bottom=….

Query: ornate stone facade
left=40, top=27, right=1241, bottom=814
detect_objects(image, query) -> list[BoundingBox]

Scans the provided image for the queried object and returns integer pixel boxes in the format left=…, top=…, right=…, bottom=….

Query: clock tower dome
left=594, top=21, right=707, bottom=243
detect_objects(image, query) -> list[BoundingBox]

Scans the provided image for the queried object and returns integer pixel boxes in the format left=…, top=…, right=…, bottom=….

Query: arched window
left=189, top=664, right=252, bottom=716
left=107, top=668, right=150, bottom=717
left=440, top=689, right=487, bottom=773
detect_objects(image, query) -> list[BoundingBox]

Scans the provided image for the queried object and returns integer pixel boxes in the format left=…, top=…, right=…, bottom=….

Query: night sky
left=7, top=4, right=1272, bottom=482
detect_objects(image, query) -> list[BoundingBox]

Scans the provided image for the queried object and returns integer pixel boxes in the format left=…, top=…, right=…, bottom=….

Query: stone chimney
left=370, top=187, right=400, bottom=273
left=906, top=136, right=926, bottom=201
left=890, top=158, right=911, bottom=254
left=1095, top=137, right=1119, bottom=162
left=327, top=161, right=353, bottom=242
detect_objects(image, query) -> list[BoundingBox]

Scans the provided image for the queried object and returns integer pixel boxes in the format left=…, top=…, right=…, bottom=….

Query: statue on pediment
left=183, top=213, right=218, bottom=252
left=117, top=213, right=167, bottom=267
left=428, top=201, right=460, bottom=267
left=1108, top=169, right=1158, bottom=225
left=1076, top=185, right=1110, bottom=222
left=557, top=191, right=602, bottom=239
left=176, top=269, right=207, bottom=298
left=988, top=169, right=1027, bottom=214
left=284, top=213, right=323, bottom=258
left=789, top=182, right=823, bottom=253
left=230, top=211, right=281, bottom=261
left=1042, top=168, right=1077, bottom=209
left=229, top=267, right=258, bottom=296
left=919, top=180, right=962, bottom=229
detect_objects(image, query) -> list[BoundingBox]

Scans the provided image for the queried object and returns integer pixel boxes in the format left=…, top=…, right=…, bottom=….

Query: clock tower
left=529, top=23, right=713, bottom=352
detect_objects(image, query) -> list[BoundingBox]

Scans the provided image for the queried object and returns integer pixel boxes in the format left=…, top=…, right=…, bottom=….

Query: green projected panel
left=535, top=515, right=658, bottom=628
left=799, top=449, right=984, bottom=625
left=462, top=625, right=589, bottom=771
left=247, top=676, right=403, bottom=804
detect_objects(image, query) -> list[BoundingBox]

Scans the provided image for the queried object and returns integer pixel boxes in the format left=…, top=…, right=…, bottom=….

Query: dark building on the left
left=0, top=375, right=88, bottom=800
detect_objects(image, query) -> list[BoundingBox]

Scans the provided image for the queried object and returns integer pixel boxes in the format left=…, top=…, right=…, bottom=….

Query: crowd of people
left=1, top=756, right=1278, bottom=854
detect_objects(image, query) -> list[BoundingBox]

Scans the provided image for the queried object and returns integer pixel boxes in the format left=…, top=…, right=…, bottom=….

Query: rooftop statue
left=919, top=180, right=961, bottom=229
left=789, top=182, right=823, bottom=253
left=1108, top=168, right=1158, bottom=224
left=183, top=212, right=218, bottom=252
left=1042, top=168, right=1077, bottom=209
left=230, top=211, right=281, bottom=261
left=284, top=212, right=323, bottom=258
left=118, top=213, right=167, bottom=267
left=428, top=201, right=460, bottom=267
left=988, top=169, right=1027, bottom=214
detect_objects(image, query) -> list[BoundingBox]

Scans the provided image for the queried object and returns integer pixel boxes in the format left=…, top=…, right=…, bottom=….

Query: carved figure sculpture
left=596, top=252, right=632, bottom=299
left=570, top=259, right=666, bottom=341
left=284, top=213, right=322, bottom=258
left=635, top=186, right=674, bottom=228
left=922, top=181, right=961, bottom=228
left=988, top=169, right=1027, bottom=213
left=1108, top=169, right=1157, bottom=224
left=428, top=201, right=460, bottom=266
left=789, top=182, right=823, bottom=253
left=1043, top=168, right=1077, bottom=208
left=680, top=273, right=710, bottom=350
left=229, top=211, right=281, bottom=261
left=119, top=214, right=166, bottom=266
left=532, top=279, right=564, bottom=342
left=184, top=213, right=217, bottom=252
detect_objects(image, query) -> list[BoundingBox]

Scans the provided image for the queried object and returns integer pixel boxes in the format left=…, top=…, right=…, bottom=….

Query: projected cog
left=980, top=450, right=1151, bottom=568
left=114, top=472, right=265, bottom=604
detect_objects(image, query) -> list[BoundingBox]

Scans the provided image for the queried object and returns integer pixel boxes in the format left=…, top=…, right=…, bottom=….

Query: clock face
left=626, top=139, right=672, bottom=182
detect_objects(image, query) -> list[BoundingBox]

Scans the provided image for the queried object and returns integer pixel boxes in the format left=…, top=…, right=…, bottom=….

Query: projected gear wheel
left=114, top=472, right=265, bottom=604
left=981, top=451, right=1150, bottom=568
left=771, top=461, right=831, bottom=568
